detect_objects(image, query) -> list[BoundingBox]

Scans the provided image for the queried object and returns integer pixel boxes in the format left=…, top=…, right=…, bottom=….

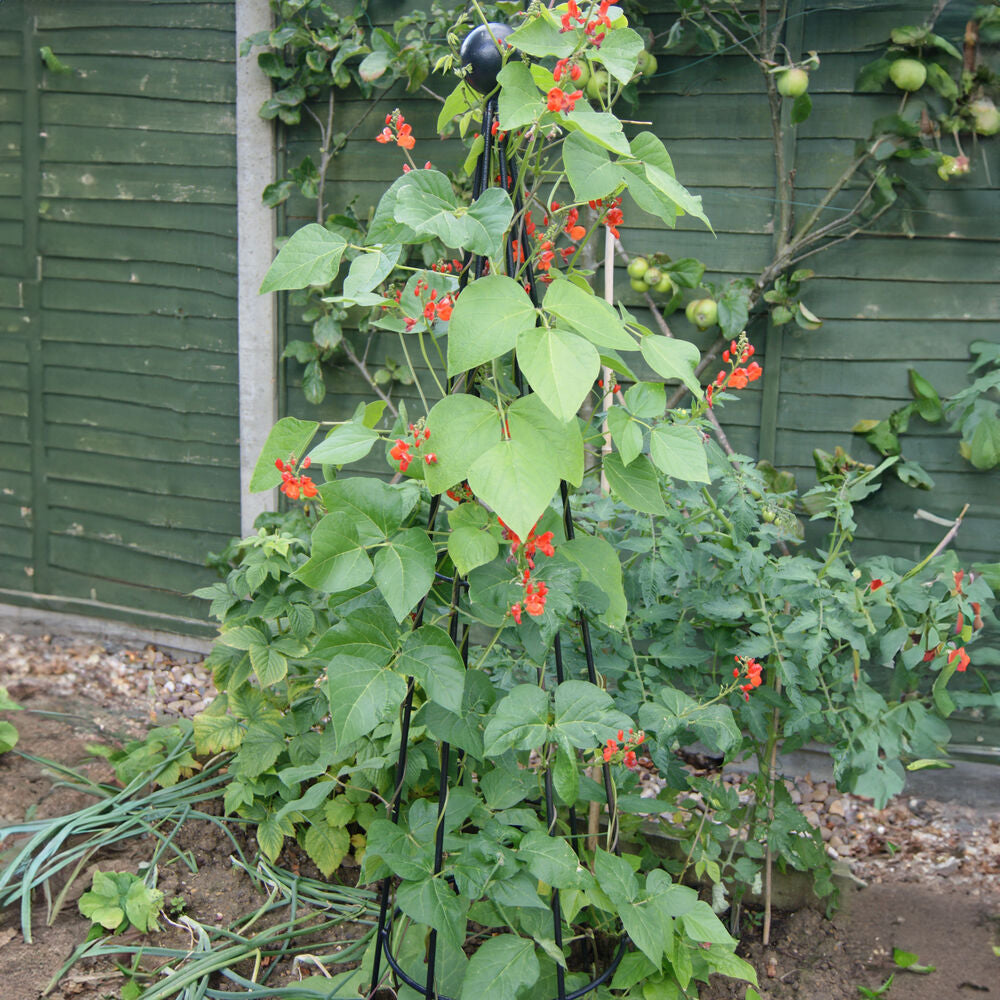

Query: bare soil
left=2, top=632, right=999, bottom=1000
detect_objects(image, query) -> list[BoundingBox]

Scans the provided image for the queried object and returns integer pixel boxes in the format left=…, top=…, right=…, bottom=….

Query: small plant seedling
left=78, top=870, right=164, bottom=934
left=0, top=685, right=22, bottom=755
left=893, top=947, right=936, bottom=974
left=858, top=972, right=894, bottom=997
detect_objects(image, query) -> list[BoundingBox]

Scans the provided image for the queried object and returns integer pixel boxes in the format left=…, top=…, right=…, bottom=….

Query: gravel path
left=0, top=628, right=213, bottom=725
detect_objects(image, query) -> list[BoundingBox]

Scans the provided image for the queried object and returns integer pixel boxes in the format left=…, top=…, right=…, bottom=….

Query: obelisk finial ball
left=460, top=23, right=515, bottom=94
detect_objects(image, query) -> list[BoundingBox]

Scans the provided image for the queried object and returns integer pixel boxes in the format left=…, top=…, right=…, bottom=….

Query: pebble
left=0, top=629, right=211, bottom=723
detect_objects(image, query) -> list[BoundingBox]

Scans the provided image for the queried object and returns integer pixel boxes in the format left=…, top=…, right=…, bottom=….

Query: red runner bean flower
left=375, top=109, right=416, bottom=150
left=275, top=456, right=318, bottom=501
left=602, top=728, right=645, bottom=769
left=547, top=87, right=583, bottom=113
left=948, top=646, right=970, bottom=672
left=733, top=655, right=764, bottom=700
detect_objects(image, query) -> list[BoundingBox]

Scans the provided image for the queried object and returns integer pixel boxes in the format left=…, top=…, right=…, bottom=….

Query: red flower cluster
left=499, top=518, right=556, bottom=569
left=524, top=209, right=548, bottom=238
left=536, top=239, right=556, bottom=272
left=560, top=0, right=584, bottom=31
left=553, top=58, right=583, bottom=82
left=430, top=258, right=464, bottom=275
left=275, top=456, right=317, bottom=501
left=547, top=87, right=583, bottom=113
left=424, top=290, right=453, bottom=322
left=563, top=206, right=586, bottom=242
left=706, top=338, right=762, bottom=406
left=603, top=728, right=645, bottom=769
left=510, top=570, right=549, bottom=624
left=390, top=423, right=434, bottom=474
left=869, top=578, right=884, bottom=591
left=586, top=196, right=623, bottom=238
left=560, top=0, right=613, bottom=45
left=411, top=277, right=454, bottom=325
left=375, top=110, right=415, bottom=150
left=951, top=569, right=984, bottom=634
left=733, top=655, right=763, bottom=701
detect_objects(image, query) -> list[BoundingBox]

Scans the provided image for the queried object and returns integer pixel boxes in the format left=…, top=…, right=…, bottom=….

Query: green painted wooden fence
left=0, top=0, right=996, bottom=653
left=285, top=0, right=999, bottom=571
left=0, top=0, right=239, bottom=635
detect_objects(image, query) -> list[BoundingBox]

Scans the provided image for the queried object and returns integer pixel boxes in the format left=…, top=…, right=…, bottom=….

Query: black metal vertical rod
left=457, top=99, right=495, bottom=296
left=371, top=492, right=445, bottom=994
left=553, top=635, right=580, bottom=847
left=370, top=674, right=417, bottom=993
left=510, top=184, right=539, bottom=310
left=559, top=484, right=621, bottom=855
left=424, top=739, right=452, bottom=998
left=497, top=135, right=525, bottom=397
left=497, top=134, right=516, bottom=280
left=544, top=766, right=568, bottom=1000
left=474, top=100, right=496, bottom=281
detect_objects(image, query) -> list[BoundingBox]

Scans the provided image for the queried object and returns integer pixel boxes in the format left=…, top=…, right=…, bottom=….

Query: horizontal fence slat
left=48, top=507, right=233, bottom=568
left=41, top=277, right=237, bottom=319
left=39, top=54, right=235, bottom=103
left=40, top=220, right=236, bottom=273
left=42, top=124, right=235, bottom=168
left=45, top=424, right=238, bottom=467
left=47, top=479, right=239, bottom=537
left=41, top=163, right=236, bottom=205
left=40, top=198, right=236, bottom=237
left=45, top=395, right=236, bottom=445
left=36, top=27, right=233, bottom=62
left=46, top=448, right=239, bottom=503
left=43, top=367, right=237, bottom=415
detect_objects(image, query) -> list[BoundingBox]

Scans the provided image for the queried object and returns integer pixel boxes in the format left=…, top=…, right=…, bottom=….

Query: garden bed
left=2, top=629, right=999, bottom=1000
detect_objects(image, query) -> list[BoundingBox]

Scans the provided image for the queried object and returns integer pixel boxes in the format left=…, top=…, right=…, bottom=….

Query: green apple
left=888, top=58, right=926, bottom=92
left=637, top=50, right=658, bottom=78
left=685, top=299, right=699, bottom=324
left=630, top=277, right=648, bottom=292
left=585, top=68, right=609, bottom=101
left=642, top=266, right=663, bottom=288
left=776, top=67, right=809, bottom=98
left=653, top=273, right=675, bottom=295
left=691, top=298, right=718, bottom=330
left=627, top=256, right=649, bottom=279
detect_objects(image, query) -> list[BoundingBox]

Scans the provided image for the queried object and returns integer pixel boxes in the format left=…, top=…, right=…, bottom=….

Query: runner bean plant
left=189, top=2, right=1000, bottom=995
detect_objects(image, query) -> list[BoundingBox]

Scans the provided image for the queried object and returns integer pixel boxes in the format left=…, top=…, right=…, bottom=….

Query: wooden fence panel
left=0, top=0, right=240, bottom=634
